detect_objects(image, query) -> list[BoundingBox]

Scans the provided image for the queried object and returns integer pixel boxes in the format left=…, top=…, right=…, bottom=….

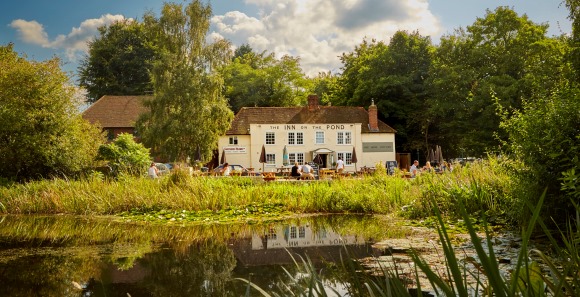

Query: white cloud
left=211, top=0, right=441, bottom=76
left=10, top=14, right=128, bottom=61
left=9, top=20, right=50, bottom=46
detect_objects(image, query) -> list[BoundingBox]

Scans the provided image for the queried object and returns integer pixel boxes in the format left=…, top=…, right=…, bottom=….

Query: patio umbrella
left=433, top=146, right=440, bottom=165
left=220, top=149, right=226, bottom=164
left=351, top=147, right=358, bottom=172
left=430, top=148, right=436, bottom=163
left=438, top=145, right=444, bottom=164
left=282, top=145, right=289, bottom=166
left=259, top=144, right=266, bottom=171
left=195, top=145, right=202, bottom=162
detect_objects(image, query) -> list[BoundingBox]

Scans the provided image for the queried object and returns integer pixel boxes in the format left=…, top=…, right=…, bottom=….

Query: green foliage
left=136, top=0, right=234, bottom=163
left=427, top=7, right=568, bottom=157
left=97, top=133, right=151, bottom=176
left=119, top=203, right=290, bottom=224
left=401, top=157, right=521, bottom=224
left=0, top=44, right=104, bottom=181
left=561, top=168, right=580, bottom=200
left=500, top=86, right=580, bottom=223
left=337, top=31, right=433, bottom=152
left=222, top=49, right=309, bottom=112
left=78, top=19, right=158, bottom=103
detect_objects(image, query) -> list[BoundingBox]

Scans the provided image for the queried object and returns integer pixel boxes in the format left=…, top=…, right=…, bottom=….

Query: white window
left=288, top=132, right=304, bottom=145
left=289, top=153, right=304, bottom=164
left=290, top=226, right=297, bottom=239
left=315, top=131, right=324, bottom=144
left=266, top=153, right=276, bottom=165
left=229, top=136, right=238, bottom=145
left=266, top=132, right=275, bottom=144
left=268, top=227, right=277, bottom=240
left=337, top=131, right=352, bottom=145
left=298, top=226, right=306, bottom=238
left=338, top=152, right=353, bottom=165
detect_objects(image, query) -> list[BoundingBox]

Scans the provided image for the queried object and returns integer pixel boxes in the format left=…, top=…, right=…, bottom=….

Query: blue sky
left=0, top=0, right=571, bottom=80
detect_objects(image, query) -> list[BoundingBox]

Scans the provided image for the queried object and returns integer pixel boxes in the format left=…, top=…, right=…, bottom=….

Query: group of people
left=290, top=162, right=315, bottom=180
left=288, top=157, right=345, bottom=180
left=409, top=160, right=450, bottom=177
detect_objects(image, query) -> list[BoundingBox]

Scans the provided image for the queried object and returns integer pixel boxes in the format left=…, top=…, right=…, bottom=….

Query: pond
left=0, top=214, right=407, bottom=296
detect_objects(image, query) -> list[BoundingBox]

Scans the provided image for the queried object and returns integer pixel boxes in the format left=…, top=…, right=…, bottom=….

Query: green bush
left=0, top=45, right=104, bottom=181
left=499, top=87, right=580, bottom=224
left=96, top=133, right=151, bottom=176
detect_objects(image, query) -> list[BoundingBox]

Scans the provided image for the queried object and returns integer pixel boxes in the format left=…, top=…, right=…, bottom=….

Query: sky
left=0, top=0, right=572, bottom=81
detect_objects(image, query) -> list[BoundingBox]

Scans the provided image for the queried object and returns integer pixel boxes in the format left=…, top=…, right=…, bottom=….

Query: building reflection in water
left=231, top=223, right=373, bottom=267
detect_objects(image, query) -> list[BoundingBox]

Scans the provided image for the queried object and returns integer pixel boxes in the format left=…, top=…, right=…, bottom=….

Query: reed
left=0, top=157, right=522, bottom=225
left=242, top=191, right=580, bottom=296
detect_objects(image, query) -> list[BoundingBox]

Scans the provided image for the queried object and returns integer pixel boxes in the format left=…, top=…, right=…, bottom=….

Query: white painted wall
left=219, top=123, right=395, bottom=172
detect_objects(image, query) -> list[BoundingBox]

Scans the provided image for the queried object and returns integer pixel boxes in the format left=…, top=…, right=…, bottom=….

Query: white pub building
left=218, top=95, right=396, bottom=172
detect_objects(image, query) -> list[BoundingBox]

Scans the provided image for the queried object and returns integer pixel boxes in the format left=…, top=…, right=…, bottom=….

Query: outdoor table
left=319, top=169, right=335, bottom=179
left=276, top=167, right=291, bottom=176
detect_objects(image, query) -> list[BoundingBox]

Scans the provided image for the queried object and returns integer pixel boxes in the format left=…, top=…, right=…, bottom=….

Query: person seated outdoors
left=300, top=162, right=315, bottom=180
left=221, top=162, right=231, bottom=176
left=409, top=160, right=420, bottom=178
left=148, top=162, right=159, bottom=179
left=290, top=162, right=302, bottom=179
left=423, top=161, right=433, bottom=173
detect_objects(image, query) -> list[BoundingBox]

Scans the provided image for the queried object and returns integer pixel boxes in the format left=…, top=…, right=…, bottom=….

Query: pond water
left=0, top=214, right=403, bottom=296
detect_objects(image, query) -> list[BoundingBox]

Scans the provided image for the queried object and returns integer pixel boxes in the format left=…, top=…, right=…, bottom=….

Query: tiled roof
left=227, top=106, right=396, bottom=134
left=82, top=95, right=151, bottom=128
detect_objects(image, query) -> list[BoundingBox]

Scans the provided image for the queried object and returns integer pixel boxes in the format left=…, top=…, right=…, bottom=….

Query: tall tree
left=136, top=1, right=233, bottom=163
left=565, top=0, right=580, bottom=81
left=222, top=49, right=309, bottom=112
left=0, top=44, right=104, bottom=181
left=78, top=19, right=157, bottom=103
left=337, top=31, right=433, bottom=153
left=427, top=7, right=567, bottom=157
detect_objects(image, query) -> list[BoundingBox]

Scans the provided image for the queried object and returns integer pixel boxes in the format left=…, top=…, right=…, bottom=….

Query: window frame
left=337, top=152, right=353, bottom=165
left=287, top=131, right=304, bottom=145
left=229, top=136, right=238, bottom=145
left=337, top=131, right=352, bottom=145
left=266, top=153, right=276, bottom=165
left=315, top=131, right=325, bottom=144
left=266, top=132, right=276, bottom=145
left=289, top=152, right=304, bottom=165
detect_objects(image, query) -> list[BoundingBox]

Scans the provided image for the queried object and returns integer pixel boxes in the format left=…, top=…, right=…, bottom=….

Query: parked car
left=155, top=163, right=171, bottom=176
left=212, top=164, right=250, bottom=175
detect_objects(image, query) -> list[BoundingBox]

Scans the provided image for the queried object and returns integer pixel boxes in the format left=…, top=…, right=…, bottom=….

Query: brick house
left=218, top=95, right=396, bottom=172
left=82, top=95, right=150, bottom=141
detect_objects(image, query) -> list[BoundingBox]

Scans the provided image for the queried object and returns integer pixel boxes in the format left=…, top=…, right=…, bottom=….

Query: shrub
left=499, top=87, right=580, bottom=224
left=96, top=133, right=151, bottom=176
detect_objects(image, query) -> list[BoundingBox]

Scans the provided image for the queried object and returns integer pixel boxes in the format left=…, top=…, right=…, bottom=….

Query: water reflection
left=0, top=214, right=399, bottom=296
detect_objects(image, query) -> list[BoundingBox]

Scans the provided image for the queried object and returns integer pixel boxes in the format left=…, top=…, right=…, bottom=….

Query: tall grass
left=0, top=157, right=523, bottom=225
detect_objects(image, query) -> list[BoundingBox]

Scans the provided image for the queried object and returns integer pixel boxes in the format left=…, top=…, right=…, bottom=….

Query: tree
left=222, top=48, right=309, bottom=112
left=427, top=7, right=567, bottom=157
left=136, top=1, right=234, bottom=163
left=500, top=86, right=580, bottom=224
left=565, top=0, right=580, bottom=82
left=78, top=19, right=158, bottom=103
left=96, top=133, right=151, bottom=176
left=233, top=43, right=253, bottom=60
left=336, top=31, right=433, bottom=153
left=309, top=71, right=343, bottom=106
left=0, top=44, right=104, bottom=181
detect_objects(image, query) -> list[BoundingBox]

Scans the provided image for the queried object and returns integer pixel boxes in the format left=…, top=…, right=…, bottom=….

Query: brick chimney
left=308, top=94, right=319, bottom=111
left=368, top=99, right=379, bottom=131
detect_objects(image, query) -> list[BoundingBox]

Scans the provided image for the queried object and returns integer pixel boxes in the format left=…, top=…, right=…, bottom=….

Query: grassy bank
left=0, top=158, right=522, bottom=223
